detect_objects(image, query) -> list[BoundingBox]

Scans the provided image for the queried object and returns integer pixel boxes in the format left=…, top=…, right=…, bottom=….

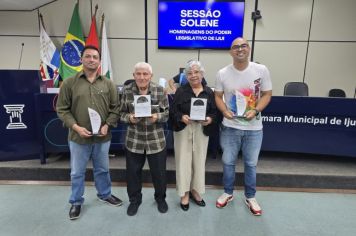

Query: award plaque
left=233, top=91, right=247, bottom=118
left=190, top=98, right=207, bottom=121
left=134, top=95, right=152, bottom=117
left=88, top=108, right=101, bottom=135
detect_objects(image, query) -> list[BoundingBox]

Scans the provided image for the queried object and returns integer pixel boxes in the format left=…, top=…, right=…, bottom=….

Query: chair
left=328, top=89, right=346, bottom=98
left=123, top=79, right=135, bottom=86
left=284, top=82, right=309, bottom=96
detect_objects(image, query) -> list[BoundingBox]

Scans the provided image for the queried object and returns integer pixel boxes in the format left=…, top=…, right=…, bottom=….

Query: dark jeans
left=126, top=148, right=167, bottom=204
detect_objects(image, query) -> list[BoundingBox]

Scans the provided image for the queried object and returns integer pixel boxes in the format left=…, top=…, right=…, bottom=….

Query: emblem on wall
left=3, top=104, right=27, bottom=129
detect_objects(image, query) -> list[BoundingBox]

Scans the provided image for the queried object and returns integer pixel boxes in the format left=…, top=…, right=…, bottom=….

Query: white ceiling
left=0, top=0, right=56, bottom=11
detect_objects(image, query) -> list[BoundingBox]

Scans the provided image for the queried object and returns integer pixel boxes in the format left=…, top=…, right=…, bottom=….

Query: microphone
left=18, top=43, right=24, bottom=70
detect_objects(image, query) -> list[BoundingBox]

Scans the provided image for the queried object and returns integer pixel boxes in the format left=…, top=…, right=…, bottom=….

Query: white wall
left=0, top=0, right=355, bottom=97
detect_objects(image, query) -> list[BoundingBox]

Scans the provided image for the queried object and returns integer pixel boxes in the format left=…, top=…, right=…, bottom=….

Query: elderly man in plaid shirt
left=120, top=62, right=169, bottom=216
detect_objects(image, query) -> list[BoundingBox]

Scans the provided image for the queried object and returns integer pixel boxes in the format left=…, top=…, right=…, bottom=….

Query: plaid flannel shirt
left=119, top=81, right=169, bottom=154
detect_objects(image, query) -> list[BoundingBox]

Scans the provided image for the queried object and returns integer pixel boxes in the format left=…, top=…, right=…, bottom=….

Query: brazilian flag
left=57, top=3, right=84, bottom=87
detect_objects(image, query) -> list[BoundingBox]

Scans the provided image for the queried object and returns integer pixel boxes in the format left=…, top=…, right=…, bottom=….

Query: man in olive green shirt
left=56, top=45, right=123, bottom=220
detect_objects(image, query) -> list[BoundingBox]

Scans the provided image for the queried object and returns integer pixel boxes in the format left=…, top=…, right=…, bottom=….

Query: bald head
left=229, top=37, right=250, bottom=66
left=230, top=37, right=249, bottom=49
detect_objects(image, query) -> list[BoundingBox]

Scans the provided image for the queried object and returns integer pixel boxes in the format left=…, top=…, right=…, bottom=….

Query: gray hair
left=133, top=62, right=153, bottom=74
left=184, top=60, right=205, bottom=76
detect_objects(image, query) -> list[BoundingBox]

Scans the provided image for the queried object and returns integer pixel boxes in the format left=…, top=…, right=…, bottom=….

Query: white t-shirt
left=215, top=62, right=272, bottom=130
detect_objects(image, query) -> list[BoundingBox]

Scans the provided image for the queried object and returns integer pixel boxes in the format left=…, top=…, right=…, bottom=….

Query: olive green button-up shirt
left=56, top=71, right=119, bottom=144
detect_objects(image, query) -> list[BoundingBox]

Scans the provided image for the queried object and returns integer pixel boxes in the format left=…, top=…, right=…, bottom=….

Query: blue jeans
left=219, top=125, right=263, bottom=198
left=69, top=140, right=112, bottom=205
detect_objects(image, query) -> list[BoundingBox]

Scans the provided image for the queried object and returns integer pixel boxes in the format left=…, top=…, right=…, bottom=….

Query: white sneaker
left=245, top=198, right=262, bottom=216
left=216, top=193, right=233, bottom=208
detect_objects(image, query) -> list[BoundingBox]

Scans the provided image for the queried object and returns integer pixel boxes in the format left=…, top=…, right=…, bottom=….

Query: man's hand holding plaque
left=72, top=124, right=92, bottom=138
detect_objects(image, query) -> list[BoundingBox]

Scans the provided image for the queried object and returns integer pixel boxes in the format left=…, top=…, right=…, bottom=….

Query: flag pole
left=39, top=13, right=45, bottom=30
left=94, top=4, right=98, bottom=17
left=92, top=4, right=99, bottom=42
left=100, top=13, right=105, bottom=43
left=94, top=3, right=99, bottom=45
left=37, top=10, right=41, bottom=32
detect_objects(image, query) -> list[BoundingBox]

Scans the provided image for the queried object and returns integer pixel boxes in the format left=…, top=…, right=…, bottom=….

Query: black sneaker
left=99, top=194, right=123, bottom=207
left=69, top=205, right=81, bottom=220
left=157, top=200, right=168, bottom=213
left=127, top=202, right=141, bottom=216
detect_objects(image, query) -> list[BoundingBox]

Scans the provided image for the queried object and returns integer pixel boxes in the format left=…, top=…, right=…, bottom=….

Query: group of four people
left=56, top=37, right=272, bottom=220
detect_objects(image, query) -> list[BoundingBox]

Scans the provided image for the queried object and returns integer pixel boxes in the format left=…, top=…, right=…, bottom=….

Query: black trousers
left=126, top=148, right=167, bottom=204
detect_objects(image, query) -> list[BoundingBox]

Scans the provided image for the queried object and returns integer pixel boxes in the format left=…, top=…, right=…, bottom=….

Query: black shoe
left=69, top=205, right=81, bottom=220
left=99, top=194, right=123, bottom=207
left=157, top=200, right=168, bottom=213
left=189, top=191, right=206, bottom=207
left=127, top=202, right=141, bottom=216
left=180, top=202, right=189, bottom=211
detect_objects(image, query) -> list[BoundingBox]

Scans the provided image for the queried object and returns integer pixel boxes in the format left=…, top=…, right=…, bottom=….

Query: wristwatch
left=253, top=108, right=260, bottom=116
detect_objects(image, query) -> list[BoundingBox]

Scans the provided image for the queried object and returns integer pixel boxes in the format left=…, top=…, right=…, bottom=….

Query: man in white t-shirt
left=214, top=37, right=272, bottom=216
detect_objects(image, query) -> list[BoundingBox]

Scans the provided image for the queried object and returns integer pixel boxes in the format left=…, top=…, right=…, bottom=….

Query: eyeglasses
left=231, top=44, right=249, bottom=50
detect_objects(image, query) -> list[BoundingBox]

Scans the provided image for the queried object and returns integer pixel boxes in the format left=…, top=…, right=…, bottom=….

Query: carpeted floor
left=0, top=184, right=355, bottom=236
